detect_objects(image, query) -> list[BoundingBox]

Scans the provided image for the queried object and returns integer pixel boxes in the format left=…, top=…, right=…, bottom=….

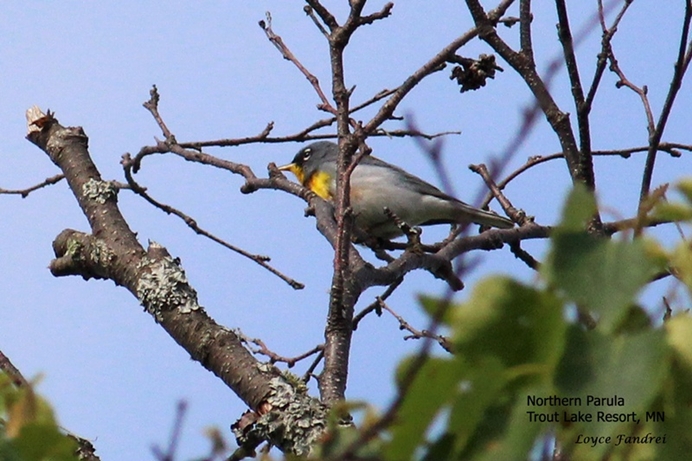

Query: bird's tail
left=455, top=203, right=514, bottom=229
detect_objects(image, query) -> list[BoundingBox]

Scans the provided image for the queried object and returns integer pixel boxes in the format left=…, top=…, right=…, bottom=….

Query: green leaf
left=559, top=183, right=598, bottom=231
left=666, top=315, right=692, bottom=370
left=652, top=202, right=692, bottom=222
left=544, top=233, right=658, bottom=332
left=385, top=357, right=465, bottom=461
left=430, top=278, right=565, bottom=459
left=0, top=440, right=21, bottom=461
left=12, top=423, right=79, bottom=461
left=554, top=327, right=668, bottom=459
left=445, top=356, right=506, bottom=455
left=469, top=395, right=544, bottom=461
left=677, top=178, right=692, bottom=203
left=670, top=242, right=692, bottom=294
left=452, top=277, right=565, bottom=370
left=421, top=432, right=455, bottom=461
left=654, top=358, right=692, bottom=459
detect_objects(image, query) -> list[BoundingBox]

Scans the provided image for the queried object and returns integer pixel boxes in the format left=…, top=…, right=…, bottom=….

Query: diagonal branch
left=639, top=0, right=692, bottom=203
left=519, top=0, right=534, bottom=61
left=555, top=0, right=593, bottom=175
left=584, top=0, right=632, bottom=113
left=260, top=12, right=336, bottom=114
left=465, top=0, right=598, bottom=191
left=363, top=0, right=515, bottom=136
left=0, top=173, right=65, bottom=198
left=25, top=106, right=328, bottom=456
left=121, top=154, right=304, bottom=289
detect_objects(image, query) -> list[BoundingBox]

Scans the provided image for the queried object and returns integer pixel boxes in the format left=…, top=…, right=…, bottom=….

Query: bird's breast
left=306, top=170, right=334, bottom=200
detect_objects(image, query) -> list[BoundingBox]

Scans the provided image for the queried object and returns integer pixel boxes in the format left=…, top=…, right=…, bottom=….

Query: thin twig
left=639, top=0, right=692, bottom=203
left=358, top=3, right=394, bottom=26
left=352, top=277, right=404, bottom=330
left=379, top=299, right=452, bottom=353
left=340, top=289, right=455, bottom=458
left=239, top=333, right=324, bottom=368
left=481, top=144, right=689, bottom=209
left=303, top=5, right=329, bottom=38
left=175, top=128, right=457, bottom=151
left=304, top=0, right=339, bottom=32
left=143, top=86, right=176, bottom=143
left=363, top=0, right=516, bottom=137
left=509, top=241, right=540, bottom=270
left=469, top=163, right=524, bottom=225
left=0, top=173, right=65, bottom=198
left=604, top=39, right=656, bottom=138
left=122, top=154, right=304, bottom=289
left=584, top=0, right=632, bottom=112
left=0, top=350, right=30, bottom=388
left=302, top=350, right=325, bottom=384
left=152, top=401, right=187, bottom=461
left=259, top=12, right=336, bottom=114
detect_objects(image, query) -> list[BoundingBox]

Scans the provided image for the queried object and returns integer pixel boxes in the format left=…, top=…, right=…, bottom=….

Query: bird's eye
left=302, top=148, right=312, bottom=161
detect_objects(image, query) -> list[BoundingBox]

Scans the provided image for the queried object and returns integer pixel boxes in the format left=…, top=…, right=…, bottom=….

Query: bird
left=279, top=141, right=513, bottom=240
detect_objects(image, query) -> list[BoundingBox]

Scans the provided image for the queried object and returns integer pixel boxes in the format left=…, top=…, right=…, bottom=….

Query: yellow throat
left=281, top=164, right=333, bottom=200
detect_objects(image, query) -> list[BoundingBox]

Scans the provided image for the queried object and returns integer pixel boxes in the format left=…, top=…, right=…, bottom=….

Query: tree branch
left=556, top=0, right=594, bottom=181
left=639, top=0, right=692, bottom=203
left=259, top=13, right=336, bottom=114
left=121, top=153, right=303, bottom=289
left=25, top=107, right=327, bottom=456
left=0, top=173, right=64, bottom=198
left=464, top=0, right=600, bottom=217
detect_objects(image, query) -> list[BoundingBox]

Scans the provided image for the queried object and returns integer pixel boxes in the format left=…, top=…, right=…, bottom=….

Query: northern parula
left=279, top=141, right=514, bottom=239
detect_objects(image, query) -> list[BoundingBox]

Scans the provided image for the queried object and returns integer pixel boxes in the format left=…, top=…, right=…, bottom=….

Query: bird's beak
left=278, top=163, right=303, bottom=183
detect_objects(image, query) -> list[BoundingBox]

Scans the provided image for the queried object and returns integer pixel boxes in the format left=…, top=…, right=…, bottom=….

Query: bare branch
left=25, top=106, right=289, bottom=415
left=363, top=0, right=516, bottom=136
left=358, top=2, right=394, bottom=26
left=303, top=0, right=339, bottom=32
left=519, top=0, right=534, bottom=61
left=0, top=349, right=30, bottom=388
left=352, top=277, right=404, bottom=330
left=143, top=85, right=176, bottom=143
left=509, top=241, right=541, bottom=270
left=302, top=350, right=325, bottom=384
left=469, top=163, right=525, bottom=225
left=639, top=0, right=692, bottom=203
left=464, top=0, right=602, bottom=233
left=0, top=173, right=64, bottom=198
left=583, top=0, right=633, bottom=113
left=121, top=154, right=304, bottom=289
left=239, top=332, right=324, bottom=368
left=379, top=299, right=452, bottom=352
left=555, top=0, right=594, bottom=174
left=604, top=44, right=656, bottom=137
left=260, top=12, right=336, bottom=114
left=481, top=143, right=689, bottom=209
left=303, top=5, right=329, bottom=38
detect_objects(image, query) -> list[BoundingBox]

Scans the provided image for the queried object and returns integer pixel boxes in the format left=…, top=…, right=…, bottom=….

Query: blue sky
left=0, top=2, right=689, bottom=460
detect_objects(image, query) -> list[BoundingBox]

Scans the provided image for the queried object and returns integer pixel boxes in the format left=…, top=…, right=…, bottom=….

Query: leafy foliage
left=0, top=374, right=79, bottom=461
left=14, top=180, right=692, bottom=461
left=362, top=182, right=692, bottom=461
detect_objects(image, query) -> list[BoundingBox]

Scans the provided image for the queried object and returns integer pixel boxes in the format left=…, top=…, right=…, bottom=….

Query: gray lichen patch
left=88, top=238, right=115, bottom=266
left=136, top=253, right=201, bottom=322
left=57, top=233, right=115, bottom=278
left=234, top=375, right=328, bottom=456
left=82, top=178, right=118, bottom=204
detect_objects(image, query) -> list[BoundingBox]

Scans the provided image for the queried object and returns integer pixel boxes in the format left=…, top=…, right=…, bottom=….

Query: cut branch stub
left=25, top=106, right=329, bottom=455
